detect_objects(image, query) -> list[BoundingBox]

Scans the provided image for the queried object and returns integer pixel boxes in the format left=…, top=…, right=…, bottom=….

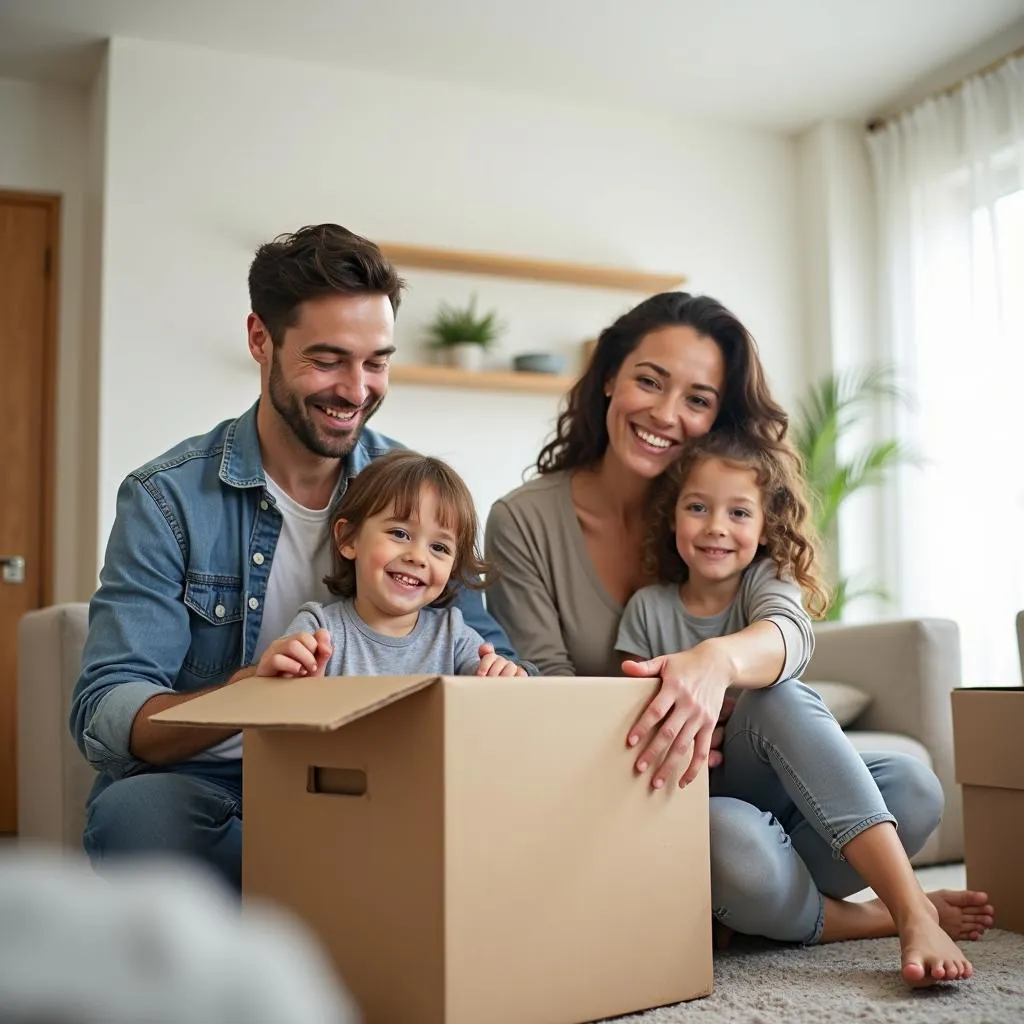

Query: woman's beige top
left=485, top=471, right=626, bottom=677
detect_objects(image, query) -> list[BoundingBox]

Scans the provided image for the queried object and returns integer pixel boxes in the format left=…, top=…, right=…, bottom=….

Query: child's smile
left=673, top=457, right=766, bottom=594
left=338, top=484, right=458, bottom=635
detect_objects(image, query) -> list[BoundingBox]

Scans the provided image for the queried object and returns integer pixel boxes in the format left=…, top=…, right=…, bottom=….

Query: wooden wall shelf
left=380, top=242, right=684, bottom=294
left=390, top=364, right=574, bottom=395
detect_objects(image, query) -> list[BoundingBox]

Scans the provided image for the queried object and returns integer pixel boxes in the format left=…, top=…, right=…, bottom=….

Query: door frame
left=1, top=189, right=60, bottom=607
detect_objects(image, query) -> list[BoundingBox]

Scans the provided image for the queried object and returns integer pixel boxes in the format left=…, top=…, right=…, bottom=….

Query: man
left=70, top=224, right=525, bottom=890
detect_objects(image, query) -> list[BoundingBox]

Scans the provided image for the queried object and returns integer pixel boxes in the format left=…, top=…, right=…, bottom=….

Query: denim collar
left=219, top=399, right=380, bottom=490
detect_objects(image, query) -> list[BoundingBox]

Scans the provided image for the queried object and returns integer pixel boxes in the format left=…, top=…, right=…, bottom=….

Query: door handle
left=0, top=556, right=25, bottom=584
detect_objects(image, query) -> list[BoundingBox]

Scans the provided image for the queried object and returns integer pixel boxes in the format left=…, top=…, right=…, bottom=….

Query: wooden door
left=0, top=192, right=58, bottom=834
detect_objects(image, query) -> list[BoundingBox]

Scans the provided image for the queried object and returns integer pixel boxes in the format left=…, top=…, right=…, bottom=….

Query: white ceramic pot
left=447, top=342, right=486, bottom=372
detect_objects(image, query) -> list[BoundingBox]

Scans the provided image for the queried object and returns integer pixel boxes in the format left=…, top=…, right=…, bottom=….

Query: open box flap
left=151, top=674, right=441, bottom=732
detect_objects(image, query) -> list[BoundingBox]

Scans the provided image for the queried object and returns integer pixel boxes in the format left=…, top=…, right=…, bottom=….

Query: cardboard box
left=155, top=674, right=712, bottom=1024
left=951, top=686, right=1024, bottom=934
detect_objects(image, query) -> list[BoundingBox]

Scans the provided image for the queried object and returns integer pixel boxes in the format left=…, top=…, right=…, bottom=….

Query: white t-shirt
left=199, top=473, right=338, bottom=761
left=253, top=474, right=336, bottom=656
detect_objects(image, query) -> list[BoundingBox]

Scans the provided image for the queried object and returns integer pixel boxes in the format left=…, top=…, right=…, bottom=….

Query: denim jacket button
left=214, top=604, right=226, bottom=619
left=248, top=597, right=259, bottom=610
left=252, top=552, right=265, bottom=566
left=259, top=499, right=269, bottom=511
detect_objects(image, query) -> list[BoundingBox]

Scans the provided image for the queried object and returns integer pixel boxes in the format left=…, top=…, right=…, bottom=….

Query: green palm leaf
left=793, top=364, right=919, bottom=619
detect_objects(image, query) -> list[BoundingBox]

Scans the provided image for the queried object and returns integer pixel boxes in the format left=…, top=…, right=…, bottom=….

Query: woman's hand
left=622, top=640, right=734, bottom=789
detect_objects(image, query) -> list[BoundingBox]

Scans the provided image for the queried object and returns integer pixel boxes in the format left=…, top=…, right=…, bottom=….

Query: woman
left=485, top=292, right=992, bottom=985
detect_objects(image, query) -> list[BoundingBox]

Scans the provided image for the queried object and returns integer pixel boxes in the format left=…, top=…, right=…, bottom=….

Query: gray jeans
left=709, top=678, right=944, bottom=944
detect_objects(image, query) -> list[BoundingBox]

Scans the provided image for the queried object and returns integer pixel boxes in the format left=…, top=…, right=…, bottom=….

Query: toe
left=946, top=889, right=988, bottom=907
left=902, top=958, right=926, bottom=983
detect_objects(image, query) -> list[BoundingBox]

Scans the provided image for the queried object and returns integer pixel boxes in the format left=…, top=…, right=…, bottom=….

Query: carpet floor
left=610, top=866, right=1024, bottom=1024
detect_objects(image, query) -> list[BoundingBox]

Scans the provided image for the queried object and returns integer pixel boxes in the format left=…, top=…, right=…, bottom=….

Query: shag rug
left=611, top=866, right=1024, bottom=1024
left=611, top=929, right=1024, bottom=1024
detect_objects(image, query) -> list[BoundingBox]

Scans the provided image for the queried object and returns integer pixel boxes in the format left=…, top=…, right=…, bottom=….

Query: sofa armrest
left=807, top=617, right=962, bottom=863
left=18, top=603, right=94, bottom=847
left=809, top=618, right=960, bottom=741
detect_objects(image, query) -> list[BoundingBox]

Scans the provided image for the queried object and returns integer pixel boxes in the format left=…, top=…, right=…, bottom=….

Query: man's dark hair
left=248, top=224, right=405, bottom=344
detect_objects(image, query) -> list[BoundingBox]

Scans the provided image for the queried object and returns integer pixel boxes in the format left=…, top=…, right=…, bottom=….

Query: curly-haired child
left=616, top=430, right=988, bottom=986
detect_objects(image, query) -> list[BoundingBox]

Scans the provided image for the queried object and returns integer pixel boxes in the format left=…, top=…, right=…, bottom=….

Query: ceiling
left=0, top=0, right=1021, bottom=131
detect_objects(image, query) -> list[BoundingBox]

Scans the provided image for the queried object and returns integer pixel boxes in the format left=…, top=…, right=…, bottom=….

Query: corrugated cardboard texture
left=152, top=674, right=438, bottom=730
left=951, top=688, right=1024, bottom=790
left=441, top=676, right=712, bottom=1024
left=244, top=685, right=447, bottom=1022
left=189, top=674, right=711, bottom=1023
left=962, top=787, right=1024, bottom=934
left=952, top=687, right=1024, bottom=935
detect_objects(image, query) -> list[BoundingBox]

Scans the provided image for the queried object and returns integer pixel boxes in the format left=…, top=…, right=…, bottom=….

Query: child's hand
left=256, top=629, right=333, bottom=678
left=475, top=642, right=527, bottom=677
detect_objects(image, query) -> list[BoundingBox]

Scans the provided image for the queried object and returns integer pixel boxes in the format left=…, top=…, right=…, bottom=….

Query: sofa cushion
left=806, top=679, right=873, bottom=727
left=844, top=730, right=934, bottom=769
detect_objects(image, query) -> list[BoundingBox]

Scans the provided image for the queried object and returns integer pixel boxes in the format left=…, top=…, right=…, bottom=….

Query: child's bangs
left=374, top=461, right=470, bottom=535
left=428, top=472, right=478, bottom=540
left=370, top=466, right=430, bottom=523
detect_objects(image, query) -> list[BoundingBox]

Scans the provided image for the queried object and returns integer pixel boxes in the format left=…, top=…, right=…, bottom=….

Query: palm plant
left=791, top=364, right=919, bottom=620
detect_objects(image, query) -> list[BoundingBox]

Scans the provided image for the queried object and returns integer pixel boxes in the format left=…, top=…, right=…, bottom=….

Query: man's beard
left=268, top=357, right=383, bottom=459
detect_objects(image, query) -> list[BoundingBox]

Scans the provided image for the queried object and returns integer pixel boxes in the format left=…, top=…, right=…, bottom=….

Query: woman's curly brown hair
left=643, top=432, right=830, bottom=618
left=324, top=450, right=490, bottom=607
left=536, top=292, right=789, bottom=474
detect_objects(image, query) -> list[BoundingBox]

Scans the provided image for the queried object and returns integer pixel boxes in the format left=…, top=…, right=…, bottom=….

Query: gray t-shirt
left=285, top=598, right=485, bottom=676
left=615, top=557, right=814, bottom=682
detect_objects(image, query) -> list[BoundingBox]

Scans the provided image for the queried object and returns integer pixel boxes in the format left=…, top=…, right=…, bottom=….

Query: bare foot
left=927, top=889, right=993, bottom=942
left=898, top=899, right=975, bottom=987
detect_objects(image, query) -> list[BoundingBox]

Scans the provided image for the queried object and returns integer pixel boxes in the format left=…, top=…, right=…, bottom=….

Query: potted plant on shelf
left=426, top=294, right=504, bottom=372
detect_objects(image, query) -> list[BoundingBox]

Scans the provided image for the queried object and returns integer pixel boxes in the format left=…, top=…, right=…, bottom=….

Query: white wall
left=0, top=76, right=91, bottom=601
left=93, top=36, right=806, bottom=549
left=796, top=119, right=883, bottom=620
left=78, top=49, right=109, bottom=593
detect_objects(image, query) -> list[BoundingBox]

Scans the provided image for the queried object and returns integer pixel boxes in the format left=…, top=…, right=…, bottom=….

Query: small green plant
left=792, top=364, right=920, bottom=621
left=426, top=294, right=504, bottom=349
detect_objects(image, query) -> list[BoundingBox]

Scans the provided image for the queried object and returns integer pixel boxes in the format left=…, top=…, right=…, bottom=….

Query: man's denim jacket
left=70, top=402, right=523, bottom=780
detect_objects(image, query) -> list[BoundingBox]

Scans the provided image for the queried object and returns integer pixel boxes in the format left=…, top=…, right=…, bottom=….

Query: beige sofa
left=1017, top=610, right=1023, bottom=680
left=17, top=604, right=964, bottom=865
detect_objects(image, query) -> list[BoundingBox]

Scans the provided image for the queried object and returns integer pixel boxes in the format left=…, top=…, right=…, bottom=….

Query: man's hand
left=475, top=642, right=528, bottom=677
left=256, top=629, right=332, bottom=678
left=621, top=643, right=733, bottom=789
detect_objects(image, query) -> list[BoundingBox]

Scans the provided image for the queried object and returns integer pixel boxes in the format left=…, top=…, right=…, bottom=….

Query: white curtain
left=869, top=57, right=1024, bottom=686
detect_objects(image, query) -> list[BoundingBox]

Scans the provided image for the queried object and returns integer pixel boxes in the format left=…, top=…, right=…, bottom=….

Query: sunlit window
left=896, top=186, right=1024, bottom=684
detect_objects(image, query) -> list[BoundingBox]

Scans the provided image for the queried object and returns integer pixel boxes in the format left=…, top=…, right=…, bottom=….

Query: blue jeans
left=709, top=679, right=944, bottom=944
left=83, top=759, right=243, bottom=891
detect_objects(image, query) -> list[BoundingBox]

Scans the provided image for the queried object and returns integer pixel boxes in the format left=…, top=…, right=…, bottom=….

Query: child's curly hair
left=324, top=450, right=490, bottom=607
left=643, top=431, right=830, bottom=618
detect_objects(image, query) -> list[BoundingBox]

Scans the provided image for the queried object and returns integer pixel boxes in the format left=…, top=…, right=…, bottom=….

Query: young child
left=616, top=430, right=988, bottom=986
left=616, top=429, right=827, bottom=679
left=257, top=450, right=525, bottom=680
